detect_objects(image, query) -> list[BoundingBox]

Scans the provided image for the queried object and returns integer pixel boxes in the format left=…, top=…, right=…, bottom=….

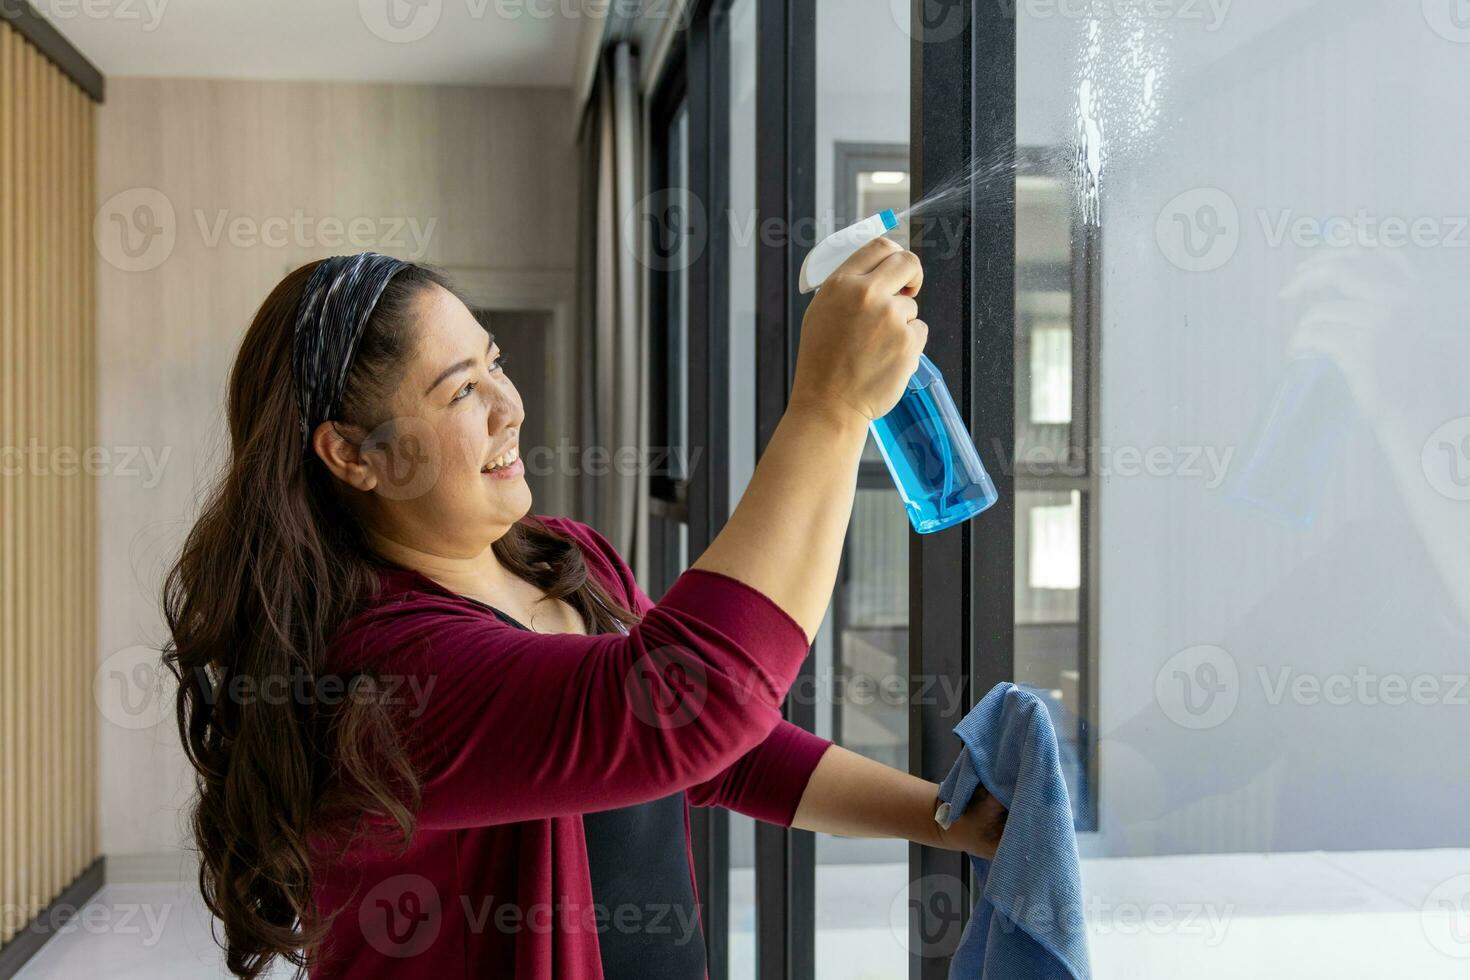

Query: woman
left=163, top=245, right=1005, bottom=979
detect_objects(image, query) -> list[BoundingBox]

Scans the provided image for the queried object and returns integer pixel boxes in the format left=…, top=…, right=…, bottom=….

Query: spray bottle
left=800, top=209, right=999, bottom=534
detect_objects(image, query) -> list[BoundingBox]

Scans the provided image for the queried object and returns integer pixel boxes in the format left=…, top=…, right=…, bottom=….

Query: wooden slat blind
left=0, top=19, right=99, bottom=947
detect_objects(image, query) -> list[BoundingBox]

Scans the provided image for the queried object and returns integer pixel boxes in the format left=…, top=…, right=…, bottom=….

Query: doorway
left=473, top=308, right=556, bottom=516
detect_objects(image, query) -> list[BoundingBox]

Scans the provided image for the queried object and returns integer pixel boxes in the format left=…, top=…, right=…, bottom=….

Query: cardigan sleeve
left=684, top=720, right=833, bottom=826
left=329, top=519, right=813, bottom=831
left=567, top=518, right=833, bottom=828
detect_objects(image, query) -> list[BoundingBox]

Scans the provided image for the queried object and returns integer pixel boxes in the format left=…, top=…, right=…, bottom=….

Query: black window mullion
left=753, top=0, right=816, bottom=977
left=648, top=55, right=686, bottom=514
left=681, top=5, right=737, bottom=977
left=907, top=1, right=1017, bottom=977
left=967, top=3, right=1018, bottom=699
left=906, top=4, right=972, bottom=974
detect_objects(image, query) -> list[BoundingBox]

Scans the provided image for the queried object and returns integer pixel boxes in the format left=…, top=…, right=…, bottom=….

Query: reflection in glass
left=1021, top=7, right=1470, bottom=975
left=1028, top=492, right=1081, bottom=591
left=1029, top=324, right=1073, bottom=425
left=1014, top=166, right=1096, bottom=829
left=1227, top=353, right=1356, bottom=528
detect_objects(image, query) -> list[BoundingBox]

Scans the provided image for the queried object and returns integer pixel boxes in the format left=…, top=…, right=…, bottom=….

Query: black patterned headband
left=290, top=252, right=410, bottom=455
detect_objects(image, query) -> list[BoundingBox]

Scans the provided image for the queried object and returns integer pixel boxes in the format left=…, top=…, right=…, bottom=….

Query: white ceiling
left=43, top=0, right=591, bottom=86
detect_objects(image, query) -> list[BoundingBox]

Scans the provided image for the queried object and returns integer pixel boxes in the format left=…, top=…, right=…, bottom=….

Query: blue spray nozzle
left=880, top=209, right=899, bottom=232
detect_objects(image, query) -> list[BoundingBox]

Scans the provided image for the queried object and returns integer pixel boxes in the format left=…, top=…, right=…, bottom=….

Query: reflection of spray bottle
left=800, top=210, right=998, bottom=533
left=1227, top=353, right=1357, bottom=527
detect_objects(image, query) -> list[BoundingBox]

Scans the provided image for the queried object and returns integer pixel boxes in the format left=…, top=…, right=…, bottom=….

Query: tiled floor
left=15, top=850, right=1470, bottom=978
left=13, top=882, right=290, bottom=980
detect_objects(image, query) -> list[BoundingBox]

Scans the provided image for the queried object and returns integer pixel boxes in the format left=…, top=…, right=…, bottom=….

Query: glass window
left=833, top=490, right=910, bottom=771
left=1018, top=5, right=1469, bottom=975
left=1014, top=160, right=1098, bottom=828
left=816, top=0, right=911, bottom=975
left=725, top=0, right=759, bottom=974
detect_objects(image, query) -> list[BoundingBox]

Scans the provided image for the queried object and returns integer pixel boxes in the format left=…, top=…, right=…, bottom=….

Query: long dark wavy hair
left=161, top=259, right=639, bottom=978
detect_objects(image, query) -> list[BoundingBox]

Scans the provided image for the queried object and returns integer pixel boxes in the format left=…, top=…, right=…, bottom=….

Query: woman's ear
left=312, top=421, right=378, bottom=492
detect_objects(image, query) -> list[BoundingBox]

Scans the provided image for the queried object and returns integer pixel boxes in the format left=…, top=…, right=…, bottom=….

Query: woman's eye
left=450, top=355, right=507, bottom=403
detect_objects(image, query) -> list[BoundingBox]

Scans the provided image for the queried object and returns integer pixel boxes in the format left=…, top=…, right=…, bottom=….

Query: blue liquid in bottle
left=869, top=354, right=999, bottom=533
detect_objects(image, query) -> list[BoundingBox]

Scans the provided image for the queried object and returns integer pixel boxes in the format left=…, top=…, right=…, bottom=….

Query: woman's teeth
left=483, top=446, right=519, bottom=472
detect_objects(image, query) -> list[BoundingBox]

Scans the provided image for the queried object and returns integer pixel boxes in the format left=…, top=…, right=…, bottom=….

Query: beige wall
left=95, top=77, right=578, bottom=863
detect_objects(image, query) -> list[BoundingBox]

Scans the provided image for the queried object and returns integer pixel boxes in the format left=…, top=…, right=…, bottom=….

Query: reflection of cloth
left=936, top=683, right=1091, bottom=980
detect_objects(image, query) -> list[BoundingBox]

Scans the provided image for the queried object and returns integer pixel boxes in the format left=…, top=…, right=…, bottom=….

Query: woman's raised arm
left=691, top=237, right=926, bottom=642
left=332, top=565, right=811, bottom=829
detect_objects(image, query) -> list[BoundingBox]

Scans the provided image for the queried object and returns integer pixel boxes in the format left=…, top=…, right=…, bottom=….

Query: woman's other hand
left=937, top=787, right=1008, bottom=861
left=790, top=744, right=1009, bottom=861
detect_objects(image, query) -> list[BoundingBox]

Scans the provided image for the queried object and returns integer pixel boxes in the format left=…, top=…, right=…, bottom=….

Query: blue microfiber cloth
left=934, top=683, right=1092, bottom=980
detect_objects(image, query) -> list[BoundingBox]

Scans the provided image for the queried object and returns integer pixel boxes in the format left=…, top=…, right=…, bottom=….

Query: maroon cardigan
left=308, top=516, right=832, bottom=978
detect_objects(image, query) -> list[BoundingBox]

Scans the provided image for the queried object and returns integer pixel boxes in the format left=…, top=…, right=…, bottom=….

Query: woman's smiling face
left=354, top=282, right=533, bottom=555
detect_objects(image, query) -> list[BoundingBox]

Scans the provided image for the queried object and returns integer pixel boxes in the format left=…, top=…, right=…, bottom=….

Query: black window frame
left=648, top=2, right=741, bottom=974
left=648, top=59, right=690, bottom=522
left=652, top=4, right=820, bottom=977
